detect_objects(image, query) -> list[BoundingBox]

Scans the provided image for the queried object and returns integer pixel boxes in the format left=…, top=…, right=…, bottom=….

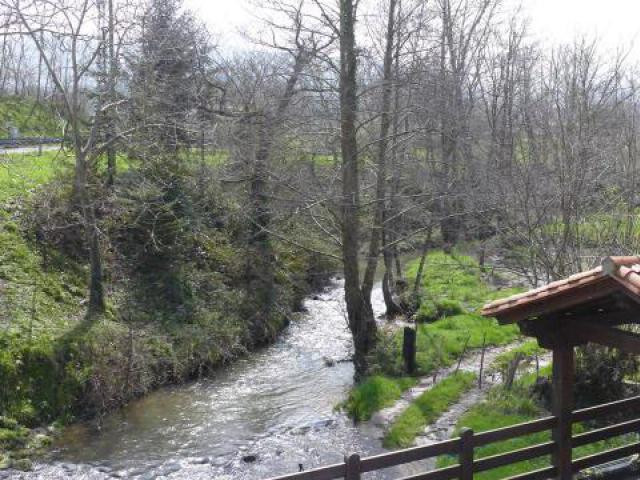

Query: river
left=9, top=279, right=421, bottom=480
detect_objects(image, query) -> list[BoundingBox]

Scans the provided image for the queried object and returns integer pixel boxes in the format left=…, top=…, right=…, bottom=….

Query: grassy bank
left=345, top=251, right=521, bottom=421
left=0, top=149, right=337, bottom=470
left=0, top=97, right=61, bottom=137
left=384, top=372, right=475, bottom=448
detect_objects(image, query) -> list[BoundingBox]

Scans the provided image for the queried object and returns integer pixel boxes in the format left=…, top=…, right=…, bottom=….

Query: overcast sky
left=183, top=0, right=640, bottom=59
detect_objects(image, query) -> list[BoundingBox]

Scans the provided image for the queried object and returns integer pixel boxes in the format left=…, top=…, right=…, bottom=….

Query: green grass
left=0, top=96, right=61, bottom=137
left=183, top=149, right=229, bottom=166
left=407, top=251, right=522, bottom=318
left=543, top=211, right=640, bottom=250
left=407, top=251, right=521, bottom=373
left=344, top=376, right=418, bottom=421
left=346, top=251, right=522, bottom=420
left=437, top=368, right=639, bottom=479
left=0, top=150, right=72, bottom=203
left=491, top=340, right=546, bottom=371
left=384, top=372, right=476, bottom=448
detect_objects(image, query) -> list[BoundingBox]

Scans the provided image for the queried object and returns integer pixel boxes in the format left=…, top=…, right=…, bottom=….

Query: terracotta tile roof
left=481, top=256, right=640, bottom=322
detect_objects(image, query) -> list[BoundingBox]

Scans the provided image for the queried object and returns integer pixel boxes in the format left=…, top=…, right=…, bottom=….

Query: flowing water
left=10, top=280, right=419, bottom=480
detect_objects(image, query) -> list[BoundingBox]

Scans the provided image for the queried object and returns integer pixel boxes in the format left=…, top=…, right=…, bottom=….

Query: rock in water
left=242, top=455, right=257, bottom=463
left=323, top=356, right=336, bottom=367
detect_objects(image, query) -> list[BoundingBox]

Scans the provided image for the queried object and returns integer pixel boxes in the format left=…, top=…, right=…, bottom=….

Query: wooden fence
left=266, top=394, right=640, bottom=480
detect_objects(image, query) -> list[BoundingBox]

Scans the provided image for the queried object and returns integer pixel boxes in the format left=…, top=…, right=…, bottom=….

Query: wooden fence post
left=403, top=327, right=417, bottom=374
left=345, top=453, right=361, bottom=480
left=478, top=333, right=487, bottom=388
left=459, top=427, right=474, bottom=480
left=551, top=343, right=574, bottom=480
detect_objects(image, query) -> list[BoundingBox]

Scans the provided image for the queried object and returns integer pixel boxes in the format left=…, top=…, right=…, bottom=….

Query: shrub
left=435, top=298, right=464, bottom=317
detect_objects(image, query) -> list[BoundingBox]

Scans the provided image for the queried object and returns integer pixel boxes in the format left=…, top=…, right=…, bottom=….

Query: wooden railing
left=265, top=394, right=640, bottom=480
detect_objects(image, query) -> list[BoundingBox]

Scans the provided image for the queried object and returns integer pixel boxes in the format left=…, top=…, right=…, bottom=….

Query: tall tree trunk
left=412, top=231, right=431, bottom=299
left=247, top=113, right=275, bottom=340
left=362, top=0, right=396, bottom=296
left=339, top=0, right=377, bottom=381
left=244, top=49, right=307, bottom=339
left=75, top=151, right=106, bottom=315
left=362, top=0, right=400, bottom=317
left=105, top=0, right=117, bottom=186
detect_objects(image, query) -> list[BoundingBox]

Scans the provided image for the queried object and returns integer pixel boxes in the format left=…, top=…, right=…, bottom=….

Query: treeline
left=2, top=0, right=640, bottom=383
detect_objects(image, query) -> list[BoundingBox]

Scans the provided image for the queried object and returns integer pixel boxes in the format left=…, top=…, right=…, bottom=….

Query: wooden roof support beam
left=568, top=320, right=640, bottom=354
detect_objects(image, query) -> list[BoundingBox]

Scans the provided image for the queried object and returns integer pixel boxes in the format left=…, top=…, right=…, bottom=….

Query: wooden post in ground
left=551, top=342, right=574, bottom=480
left=478, top=333, right=487, bottom=388
left=459, top=427, right=474, bottom=480
left=344, top=453, right=361, bottom=480
left=403, top=327, right=417, bottom=374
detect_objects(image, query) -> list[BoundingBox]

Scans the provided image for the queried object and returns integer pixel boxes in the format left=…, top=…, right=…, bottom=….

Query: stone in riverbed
left=157, top=461, right=181, bottom=476
left=323, top=356, right=336, bottom=367
left=242, top=454, right=257, bottom=463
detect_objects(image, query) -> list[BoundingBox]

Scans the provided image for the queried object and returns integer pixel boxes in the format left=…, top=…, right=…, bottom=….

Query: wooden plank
left=359, top=438, right=460, bottom=472
left=264, top=463, right=345, bottom=480
left=473, top=417, right=556, bottom=447
left=572, top=394, right=640, bottom=422
left=572, top=417, right=640, bottom=447
left=396, top=464, right=460, bottom=480
left=503, top=466, right=557, bottom=480
left=551, top=343, right=574, bottom=480
left=472, top=442, right=555, bottom=473
left=571, top=320, right=640, bottom=354
left=459, top=428, right=473, bottom=480
left=572, top=441, right=640, bottom=472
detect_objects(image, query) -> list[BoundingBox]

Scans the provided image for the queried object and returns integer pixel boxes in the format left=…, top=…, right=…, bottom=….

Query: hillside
left=0, top=97, right=61, bottom=138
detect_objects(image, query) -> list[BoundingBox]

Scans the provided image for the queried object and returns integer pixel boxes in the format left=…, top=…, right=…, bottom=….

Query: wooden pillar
left=344, top=453, right=361, bottom=480
left=459, top=427, right=474, bottom=480
left=551, top=342, right=574, bottom=480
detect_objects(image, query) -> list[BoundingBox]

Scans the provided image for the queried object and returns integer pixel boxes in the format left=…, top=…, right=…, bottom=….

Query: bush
left=574, top=345, right=638, bottom=409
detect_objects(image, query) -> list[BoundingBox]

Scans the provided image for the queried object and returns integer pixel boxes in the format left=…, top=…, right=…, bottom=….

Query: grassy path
left=371, top=340, right=525, bottom=430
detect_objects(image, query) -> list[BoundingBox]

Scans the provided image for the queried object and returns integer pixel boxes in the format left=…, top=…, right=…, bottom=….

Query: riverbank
left=0, top=149, right=338, bottom=471
left=2, top=279, right=402, bottom=480
left=345, top=251, right=523, bottom=424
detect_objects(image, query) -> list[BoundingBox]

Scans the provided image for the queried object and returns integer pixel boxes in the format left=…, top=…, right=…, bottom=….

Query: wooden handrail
left=503, top=466, right=557, bottom=480
left=472, top=441, right=555, bottom=473
left=571, top=394, right=640, bottom=422
left=473, top=416, right=556, bottom=447
left=396, top=465, right=460, bottom=480
left=572, top=441, right=640, bottom=471
left=267, top=396, right=640, bottom=480
left=572, top=417, right=640, bottom=447
left=359, top=438, right=460, bottom=472
left=264, top=462, right=345, bottom=480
